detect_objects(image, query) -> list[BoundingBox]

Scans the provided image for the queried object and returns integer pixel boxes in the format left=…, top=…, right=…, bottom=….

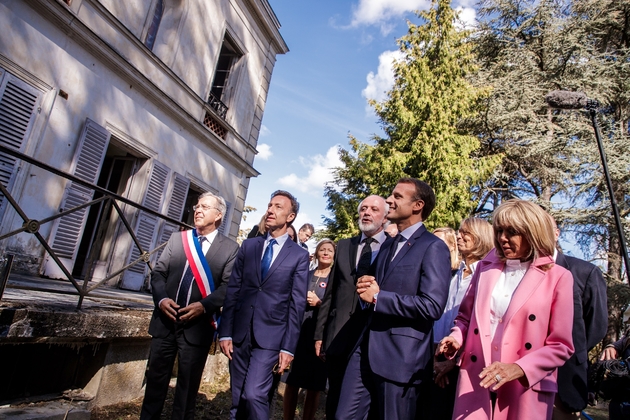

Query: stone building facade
left=0, top=0, right=287, bottom=289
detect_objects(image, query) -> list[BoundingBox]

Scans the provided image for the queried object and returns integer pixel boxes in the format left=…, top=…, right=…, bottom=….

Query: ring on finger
left=495, top=374, right=502, bottom=382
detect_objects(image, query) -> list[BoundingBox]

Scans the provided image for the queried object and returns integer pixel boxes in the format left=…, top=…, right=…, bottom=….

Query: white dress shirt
left=490, top=259, right=531, bottom=340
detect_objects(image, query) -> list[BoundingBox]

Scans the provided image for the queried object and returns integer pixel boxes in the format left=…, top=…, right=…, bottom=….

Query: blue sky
left=241, top=0, right=476, bottom=248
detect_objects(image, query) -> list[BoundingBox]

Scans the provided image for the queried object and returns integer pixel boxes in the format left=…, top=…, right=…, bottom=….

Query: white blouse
left=490, top=259, right=531, bottom=340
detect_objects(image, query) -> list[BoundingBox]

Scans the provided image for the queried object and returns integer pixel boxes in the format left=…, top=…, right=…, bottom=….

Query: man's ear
left=287, top=212, right=296, bottom=224
left=412, top=199, right=425, bottom=214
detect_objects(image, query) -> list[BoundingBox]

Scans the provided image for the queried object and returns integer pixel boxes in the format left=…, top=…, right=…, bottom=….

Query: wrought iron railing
left=0, top=143, right=191, bottom=310
left=207, top=91, right=228, bottom=120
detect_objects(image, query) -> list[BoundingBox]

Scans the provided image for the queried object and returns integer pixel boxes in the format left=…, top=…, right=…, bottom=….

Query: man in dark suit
left=336, top=178, right=452, bottom=420
left=219, top=190, right=309, bottom=420
left=551, top=220, right=608, bottom=420
left=140, top=192, right=239, bottom=420
left=297, top=223, right=314, bottom=250
left=314, top=195, right=389, bottom=419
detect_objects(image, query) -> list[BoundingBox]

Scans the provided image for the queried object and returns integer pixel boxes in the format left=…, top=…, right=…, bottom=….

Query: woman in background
left=433, top=227, right=460, bottom=275
left=423, top=219, right=494, bottom=419
left=282, top=239, right=336, bottom=420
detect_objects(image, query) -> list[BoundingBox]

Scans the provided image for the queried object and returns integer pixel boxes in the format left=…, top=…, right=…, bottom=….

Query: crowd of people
left=139, top=177, right=627, bottom=420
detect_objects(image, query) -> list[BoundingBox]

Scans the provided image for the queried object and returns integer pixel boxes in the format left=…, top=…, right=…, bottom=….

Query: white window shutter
left=0, top=71, right=41, bottom=221
left=218, top=201, right=231, bottom=236
left=153, top=172, right=190, bottom=265
left=120, top=160, right=170, bottom=290
left=43, top=119, right=111, bottom=279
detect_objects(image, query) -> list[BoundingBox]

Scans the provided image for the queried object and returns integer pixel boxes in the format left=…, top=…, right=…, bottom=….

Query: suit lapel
left=205, top=234, right=220, bottom=263
left=474, top=256, right=502, bottom=364
left=262, top=238, right=293, bottom=283
left=502, top=256, right=553, bottom=326
left=349, top=235, right=361, bottom=280
left=253, top=236, right=265, bottom=284
left=382, top=225, right=427, bottom=281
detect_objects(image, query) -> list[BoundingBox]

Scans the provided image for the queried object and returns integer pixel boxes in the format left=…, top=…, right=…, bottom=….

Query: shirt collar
left=360, top=230, right=387, bottom=244
left=267, top=232, right=289, bottom=247
left=399, top=220, right=424, bottom=240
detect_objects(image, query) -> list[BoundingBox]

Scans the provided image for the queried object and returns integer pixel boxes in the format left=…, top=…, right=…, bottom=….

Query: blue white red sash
left=181, top=229, right=218, bottom=328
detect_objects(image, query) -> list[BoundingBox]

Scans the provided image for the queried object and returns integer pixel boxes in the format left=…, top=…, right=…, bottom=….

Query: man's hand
left=434, top=357, right=457, bottom=388
left=315, top=340, right=325, bottom=361
left=220, top=339, right=233, bottom=360
left=159, top=298, right=180, bottom=322
left=278, top=352, right=294, bottom=373
left=357, top=275, right=379, bottom=303
left=436, top=336, right=461, bottom=360
left=177, top=301, right=204, bottom=323
left=600, top=346, right=618, bottom=360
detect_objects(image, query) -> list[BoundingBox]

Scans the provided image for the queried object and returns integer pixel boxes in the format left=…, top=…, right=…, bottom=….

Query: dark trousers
left=140, top=329, right=210, bottom=420
left=229, top=327, right=278, bottom=420
left=416, top=366, right=458, bottom=419
left=325, top=353, right=350, bottom=419
left=335, top=340, right=420, bottom=420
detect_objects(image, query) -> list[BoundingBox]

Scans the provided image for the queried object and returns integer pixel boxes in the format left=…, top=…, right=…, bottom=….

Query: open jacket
left=450, top=251, right=574, bottom=420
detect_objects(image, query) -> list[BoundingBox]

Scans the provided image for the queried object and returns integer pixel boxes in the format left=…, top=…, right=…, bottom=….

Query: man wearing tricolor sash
left=141, top=192, right=239, bottom=420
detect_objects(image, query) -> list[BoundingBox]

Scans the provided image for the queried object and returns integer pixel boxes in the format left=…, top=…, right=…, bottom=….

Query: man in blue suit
left=336, top=178, right=452, bottom=420
left=219, top=190, right=309, bottom=420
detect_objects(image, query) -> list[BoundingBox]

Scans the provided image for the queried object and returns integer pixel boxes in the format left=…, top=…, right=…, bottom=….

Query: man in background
left=551, top=217, right=608, bottom=420
left=314, top=195, right=390, bottom=418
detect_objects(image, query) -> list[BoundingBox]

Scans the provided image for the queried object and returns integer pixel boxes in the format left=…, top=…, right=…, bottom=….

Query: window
left=144, top=0, right=164, bottom=51
left=207, top=35, right=242, bottom=119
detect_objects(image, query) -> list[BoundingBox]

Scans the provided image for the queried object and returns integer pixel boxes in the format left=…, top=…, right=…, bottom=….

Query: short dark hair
left=300, top=223, right=314, bottom=233
left=270, top=190, right=300, bottom=223
left=398, top=177, right=436, bottom=220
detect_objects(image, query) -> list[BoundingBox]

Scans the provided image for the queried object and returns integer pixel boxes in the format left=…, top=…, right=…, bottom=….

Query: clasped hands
left=356, top=275, right=379, bottom=303
left=436, top=336, right=525, bottom=391
left=159, top=298, right=204, bottom=323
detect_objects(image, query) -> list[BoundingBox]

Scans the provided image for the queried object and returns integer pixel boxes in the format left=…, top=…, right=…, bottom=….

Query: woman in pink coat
left=437, top=200, right=574, bottom=420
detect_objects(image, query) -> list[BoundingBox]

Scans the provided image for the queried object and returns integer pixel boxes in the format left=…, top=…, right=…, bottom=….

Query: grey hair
left=198, top=191, right=227, bottom=221
left=356, top=195, right=389, bottom=215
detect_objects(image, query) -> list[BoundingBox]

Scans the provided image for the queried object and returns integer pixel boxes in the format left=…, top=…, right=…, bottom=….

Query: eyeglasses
left=192, top=204, right=220, bottom=213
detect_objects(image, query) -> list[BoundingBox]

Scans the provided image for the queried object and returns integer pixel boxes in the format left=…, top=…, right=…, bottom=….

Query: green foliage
left=322, top=0, right=499, bottom=240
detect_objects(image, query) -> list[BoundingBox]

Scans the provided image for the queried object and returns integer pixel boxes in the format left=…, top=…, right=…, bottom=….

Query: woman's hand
left=479, top=362, right=525, bottom=391
left=600, top=346, right=618, bottom=360
left=307, top=291, right=321, bottom=307
left=434, top=357, right=457, bottom=388
left=436, top=336, right=461, bottom=360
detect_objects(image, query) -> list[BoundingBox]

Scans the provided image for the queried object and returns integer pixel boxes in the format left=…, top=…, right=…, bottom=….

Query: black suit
left=141, top=231, right=239, bottom=420
left=555, top=252, right=608, bottom=413
left=315, top=234, right=384, bottom=418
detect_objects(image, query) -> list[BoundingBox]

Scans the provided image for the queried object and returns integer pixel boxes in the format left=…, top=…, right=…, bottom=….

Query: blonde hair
left=315, top=239, right=336, bottom=267
left=492, top=200, right=556, bottom=261
left=458, top=217, right=494, bottom=262
left=434, top=227, right=459, bottom=270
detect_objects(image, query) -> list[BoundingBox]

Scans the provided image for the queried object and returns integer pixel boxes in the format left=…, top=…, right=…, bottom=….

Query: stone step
left=0, top=401, right=90, bottom=420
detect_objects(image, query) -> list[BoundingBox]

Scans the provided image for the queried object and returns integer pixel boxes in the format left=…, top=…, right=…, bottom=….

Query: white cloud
left=259, top=125, right=271, bottom=137
left=256, top=143, right=272, bottom=160
left=362, top=50, right=404, bottom=113
left=351, top=0, right=431, bottom=34
left=455, top=6, right=477, bottom=29
left=277, top=146, right=343, bottom=194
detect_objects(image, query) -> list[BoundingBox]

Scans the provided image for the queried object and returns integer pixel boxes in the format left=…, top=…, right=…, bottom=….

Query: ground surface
left=91, top=380, right=610, bottom=420
left=90, top=375, right=326, bottom=420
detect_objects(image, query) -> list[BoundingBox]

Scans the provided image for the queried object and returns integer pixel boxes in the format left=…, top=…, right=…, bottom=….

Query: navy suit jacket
left=367, top=224, right=452, bottom=384
left=556, top=252, right=608, bottom=411
left=219, top=235, right=310, bottom=354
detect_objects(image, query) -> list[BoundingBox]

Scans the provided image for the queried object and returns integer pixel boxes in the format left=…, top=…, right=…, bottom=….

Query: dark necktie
left=356, top=237, right=375, bottom=278
left=261, top=238, right=277, bottom=279
left=177, top=236, right=206, bottom=307
left=384, top=234, right=404, bottom=273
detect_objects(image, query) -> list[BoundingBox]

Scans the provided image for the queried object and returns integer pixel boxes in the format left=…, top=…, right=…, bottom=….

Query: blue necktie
left=177, top=236, right=206, bottom=307
left=261, top=238, right=277, bottom=279
left=385, top=234, right=404, bottom=273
